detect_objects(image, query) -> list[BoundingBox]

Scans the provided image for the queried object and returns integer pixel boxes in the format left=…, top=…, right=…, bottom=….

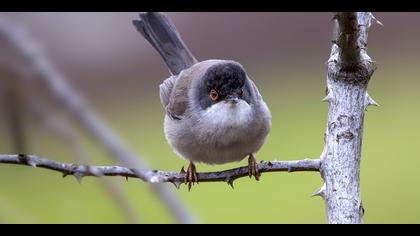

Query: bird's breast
left=196, top=100, right=253, bottom=141
left=164, top=99, right=271, bottom=164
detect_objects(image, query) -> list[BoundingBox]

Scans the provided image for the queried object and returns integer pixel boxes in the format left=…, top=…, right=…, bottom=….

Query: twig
left=0, top=154, right=320, bottom=187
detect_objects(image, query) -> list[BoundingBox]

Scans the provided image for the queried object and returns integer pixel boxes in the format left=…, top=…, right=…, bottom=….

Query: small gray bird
left=133, top=13, right=271, bottom=190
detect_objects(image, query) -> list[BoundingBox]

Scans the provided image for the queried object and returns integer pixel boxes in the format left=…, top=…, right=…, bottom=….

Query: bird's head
left=194, top=61, right=253, bottom=110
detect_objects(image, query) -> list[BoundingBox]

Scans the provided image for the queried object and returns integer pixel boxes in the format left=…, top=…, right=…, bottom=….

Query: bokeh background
left=0, top=12, right=419, bottom=224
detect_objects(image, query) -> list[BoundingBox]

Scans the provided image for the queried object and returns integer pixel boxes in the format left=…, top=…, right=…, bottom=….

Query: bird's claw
left=248, top=154, right=260, bottom=181
left=185, top=162, right=198, bottom=191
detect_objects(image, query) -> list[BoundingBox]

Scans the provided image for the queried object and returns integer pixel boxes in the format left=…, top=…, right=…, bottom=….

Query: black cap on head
left=196, top=61, right=252, bottom=109
left=204, top=62, right=246, bottom=96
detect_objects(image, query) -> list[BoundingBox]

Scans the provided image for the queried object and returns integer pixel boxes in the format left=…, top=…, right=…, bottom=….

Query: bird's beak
left=226, top=95, right=239, bottom=104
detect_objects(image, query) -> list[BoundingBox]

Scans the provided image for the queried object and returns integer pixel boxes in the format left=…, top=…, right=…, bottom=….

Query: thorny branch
left=320, top=12, right=381, bottom=224
left=0, top=154, right=320, bottom=188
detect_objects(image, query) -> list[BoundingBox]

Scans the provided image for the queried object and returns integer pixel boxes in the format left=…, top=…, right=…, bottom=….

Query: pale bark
left=319, top=12, right=379, bottom=224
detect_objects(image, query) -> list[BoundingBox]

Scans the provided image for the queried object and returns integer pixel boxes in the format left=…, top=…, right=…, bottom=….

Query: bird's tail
left=133, top=12, right=198, bottom=75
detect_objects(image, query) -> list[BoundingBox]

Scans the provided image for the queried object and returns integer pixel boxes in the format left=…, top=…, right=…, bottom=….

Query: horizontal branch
left=0, top=154, right=320, bottom=188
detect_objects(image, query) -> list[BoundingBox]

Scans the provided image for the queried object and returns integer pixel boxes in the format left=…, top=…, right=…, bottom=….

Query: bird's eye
left=209, top=89, right=219, bottom=101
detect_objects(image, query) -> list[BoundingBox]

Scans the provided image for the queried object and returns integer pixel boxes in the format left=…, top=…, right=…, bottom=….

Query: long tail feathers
left=133, top=12, right=198, bottom=75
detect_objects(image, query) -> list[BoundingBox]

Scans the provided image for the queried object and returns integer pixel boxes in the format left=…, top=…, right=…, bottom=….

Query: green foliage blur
left=0, top=12, right=419, bottom=223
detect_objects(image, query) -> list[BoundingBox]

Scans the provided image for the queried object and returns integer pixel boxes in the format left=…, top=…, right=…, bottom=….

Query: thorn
left=180, top=166, right=186, bottom=174
left=367, top=96, right=379, bottom=107
left=311, top=183, right=326, bottom=198
left=27, top=160, right=37, bottom=168
left=375, top=19, right=384, bottom=27
left=73, top=172, right=84, bottom=184
left=371, top=14, right=384, bottom=27
left=18, top=154, right=36, bottom=167
left=62, top=172, right=69, bottom=178
left=170, top=180, right=181, bottom=190
left=365, top=94, right=379, bottom=111
left=225, top=178, right=234, bottom=189
left=322, top=94, right=332, bottom=103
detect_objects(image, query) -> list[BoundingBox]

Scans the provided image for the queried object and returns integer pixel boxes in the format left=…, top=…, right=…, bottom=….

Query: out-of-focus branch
left=0, top=155, right=320, bottom=187
left=0, top=17, right=196, bottom=224
left=2, top=72, right=26, bottom=153
left=27, top=102, right=141, bottom=224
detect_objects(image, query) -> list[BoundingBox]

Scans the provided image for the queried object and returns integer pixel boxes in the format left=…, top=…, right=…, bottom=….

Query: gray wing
left=247, top=77, right=263, bottom=101
left=159, top=75, right=188, bottom=120
left=159, top=75, right=176, bottom=109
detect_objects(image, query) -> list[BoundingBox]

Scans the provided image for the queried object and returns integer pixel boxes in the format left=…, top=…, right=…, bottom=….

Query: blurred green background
left=0, top=12, right=419, bottom=223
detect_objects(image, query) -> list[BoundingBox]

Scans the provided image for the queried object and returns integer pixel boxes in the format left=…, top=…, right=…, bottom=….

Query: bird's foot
left=184, top=162, right=198, bottom=191
left=248, top=154, right=260, bottom=181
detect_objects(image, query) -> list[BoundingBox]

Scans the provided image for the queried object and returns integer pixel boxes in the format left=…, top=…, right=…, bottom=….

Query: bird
left=133, top=12, right=271, bottom=190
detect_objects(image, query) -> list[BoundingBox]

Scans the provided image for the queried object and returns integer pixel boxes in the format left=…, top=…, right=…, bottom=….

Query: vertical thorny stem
left=319, top=12, right=378, bottom=224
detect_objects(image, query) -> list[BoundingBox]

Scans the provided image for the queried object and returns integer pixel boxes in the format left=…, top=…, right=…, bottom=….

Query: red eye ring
left=210, top=89, right=219, bottom=101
